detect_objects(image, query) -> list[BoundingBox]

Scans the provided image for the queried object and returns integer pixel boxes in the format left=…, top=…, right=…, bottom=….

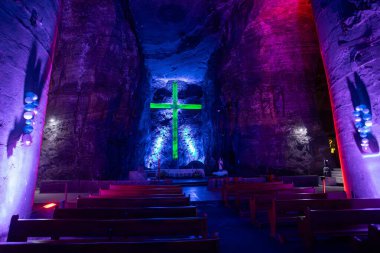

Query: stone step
left=335, top=177, right=344, bottom=184
left=331, top=171, right=342, bottom=177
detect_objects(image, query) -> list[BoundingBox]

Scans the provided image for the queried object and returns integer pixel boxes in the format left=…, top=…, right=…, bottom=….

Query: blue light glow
left=145, top=127, right=169, bottom=169
left=181, top=126, right=202, bottom=162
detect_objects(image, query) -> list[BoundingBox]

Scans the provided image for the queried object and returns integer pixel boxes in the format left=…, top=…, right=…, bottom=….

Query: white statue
left=218, top=158, right=224, bottom=171
left=213, top=157, right=228, bottom=177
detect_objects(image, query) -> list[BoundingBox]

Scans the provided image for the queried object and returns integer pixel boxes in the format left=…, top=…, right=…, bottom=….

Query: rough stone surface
left=130, top=0, right=220, bottom=171
left=36, top=0, right=337, bottom=180
left=311, top=0, right=380, bottom=197
left=0, top=0, right=60, bottom=239
left=213, top=0, right=335, bottom=176
left=39, top=0, right=143, bottom=180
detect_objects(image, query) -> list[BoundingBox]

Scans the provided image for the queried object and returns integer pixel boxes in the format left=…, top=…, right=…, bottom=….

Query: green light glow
left=179, top=104, right=202, bottom=110
left=150, top=103, right=172, bottom=109
left=150, top=81, right=202, bottom=160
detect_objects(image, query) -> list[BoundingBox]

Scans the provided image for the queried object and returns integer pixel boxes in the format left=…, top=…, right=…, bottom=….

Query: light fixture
left=42, top=203, right=56, bottom=209
left=22, top=134, right=32, bottom=146
left=22, top=91, right=39, bottom=146
left=353, top=104, right=373, bottom=152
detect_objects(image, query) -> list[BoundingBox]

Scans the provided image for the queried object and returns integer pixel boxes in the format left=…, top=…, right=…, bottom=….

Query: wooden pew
left=0, top=238, right=219, bottom=253
left=77, top=196, right=190, bottom=208
left=105, top=188, right=183, bottom=194
left=98, top=189, right=184, bottom=197
left=222, top=181, right=284, bottom=207
left=235, top=185, right=313, bottom=212
left=7, top=215, right=208, bottom=242
left=368, top=224, right=380, bottom=247
left=53, top=206, right=198, bottom=219
left=249, top=192, right=327, bottom=223
left=269, top=198, right=380, bottom=238
left=300, top=208, right=380, bottom=247
left=109, top=184, right=182, bottom=190
left=276, top=192, right=325, bottom=200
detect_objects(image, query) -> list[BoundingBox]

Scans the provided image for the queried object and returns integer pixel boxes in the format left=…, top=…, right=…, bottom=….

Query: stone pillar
left=0, top=1, right=60, bottom=239
left=311, top=1, right=380, bottom=198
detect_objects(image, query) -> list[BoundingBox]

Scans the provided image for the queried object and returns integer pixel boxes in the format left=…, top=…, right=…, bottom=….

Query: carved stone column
left=0, top=1, right=60, bottom=239
left=311, top=1, right=380, bottom=197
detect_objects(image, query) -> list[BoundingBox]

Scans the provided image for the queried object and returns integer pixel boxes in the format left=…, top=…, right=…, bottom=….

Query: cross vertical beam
left=172, top=82, right=179, bottom=159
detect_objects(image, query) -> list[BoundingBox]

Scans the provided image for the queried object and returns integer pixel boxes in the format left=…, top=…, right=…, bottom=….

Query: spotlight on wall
left=294, top=127, right=307, bottom=136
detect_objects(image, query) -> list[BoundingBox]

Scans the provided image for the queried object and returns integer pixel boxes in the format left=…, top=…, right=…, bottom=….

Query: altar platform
left=160, top=168, right=205, bottom=178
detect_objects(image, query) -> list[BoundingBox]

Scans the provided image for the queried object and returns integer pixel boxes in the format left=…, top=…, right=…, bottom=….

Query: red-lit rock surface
left=215, top=0, right=334, bottom=175
left=311, top=0, right=380, bottom=197
left=39, top=0, right=143, bottom=180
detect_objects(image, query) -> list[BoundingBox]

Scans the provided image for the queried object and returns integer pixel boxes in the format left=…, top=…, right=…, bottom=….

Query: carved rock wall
left=39, top=0, right=143, bottom=180
left=214, top=0, right=335, bottom=176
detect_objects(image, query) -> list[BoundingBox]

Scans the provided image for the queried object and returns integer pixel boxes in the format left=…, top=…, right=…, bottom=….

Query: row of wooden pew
left=222, top=180, right=380, bottom=248
left=0, top=184, right=219, bottom=253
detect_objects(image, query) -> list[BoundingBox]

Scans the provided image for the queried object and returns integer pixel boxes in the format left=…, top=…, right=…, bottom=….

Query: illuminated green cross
left=150, top=81, right=202, bottom=160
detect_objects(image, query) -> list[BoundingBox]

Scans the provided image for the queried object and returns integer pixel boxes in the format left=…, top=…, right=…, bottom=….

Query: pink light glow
left=43, top=203, right=56, bottom=209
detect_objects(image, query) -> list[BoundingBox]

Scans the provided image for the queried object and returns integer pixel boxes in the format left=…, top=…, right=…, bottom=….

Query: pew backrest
left=276, top=192, right=327, bottom=200
left=53, top=206, right=197, bottom=219
left=300, top=208, right=380, bottom=246
left=222, top=181, right=286, bottom=205
left=273, top=198, right=380, bottom=216
left=270, top=198, right=380, bottom=238
left=369, top=223, right=380, bottom=246
left=109, top=184, right=182, bottom=190
left=99, top=188, right=183, bottom=194
left=306, top=208, right=380, bottom=229
left=77, top=196, right=190, bottom=208
left=7, top=215, right=208, bottom=242
left=98, top=189, right=184, bottom=197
